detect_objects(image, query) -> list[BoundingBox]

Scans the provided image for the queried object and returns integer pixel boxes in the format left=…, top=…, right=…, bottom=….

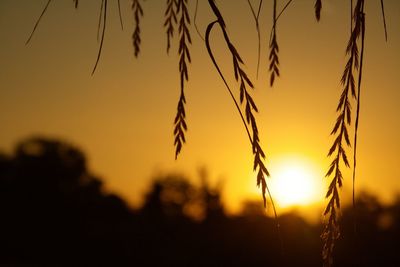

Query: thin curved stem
left=97, top=0, right=105, bottom=41
left=247, top=0, right=263, bottom=78
left=92, top=0, right=107, bottom=75
left=26, top=0, right=52, bottom=45
left=269, top=0, right=294, bottom=44
left=247, top=0, right=257, bottom=20
left=207, top=0, right=281, bottom=256
left=351, top=0, right=353, bottom=34
left=205, top=21, right=252, bottom=144
left=276, top=0, right=293, bottom=22
left=256, top=0, right=263, bottom=20
left=206, top=21, right=279, bottom=229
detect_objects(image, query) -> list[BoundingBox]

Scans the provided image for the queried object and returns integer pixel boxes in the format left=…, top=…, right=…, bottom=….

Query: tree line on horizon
left=0, top=136, right=399, bottom=266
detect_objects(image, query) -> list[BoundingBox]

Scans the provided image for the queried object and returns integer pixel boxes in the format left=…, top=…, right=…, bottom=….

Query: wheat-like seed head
left=322, top=1, right=365, bottom=266
left=269, top=0, right=280, bottom=87
left=164, top=0, right=178, bottom=54
left=174, top=93, right=187, bottom=159
left=132, top=0, right=143, bottom=58
left=230, top=43, right=271, bottom=206
left=173, top=0, right=192, bottom=159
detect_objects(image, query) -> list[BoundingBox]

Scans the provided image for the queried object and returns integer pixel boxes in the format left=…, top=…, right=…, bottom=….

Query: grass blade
left=26, top=0, right=52, bottom=45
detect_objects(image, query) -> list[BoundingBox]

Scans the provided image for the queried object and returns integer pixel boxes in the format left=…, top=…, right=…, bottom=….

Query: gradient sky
left=1, top=1, right=399, bottom=216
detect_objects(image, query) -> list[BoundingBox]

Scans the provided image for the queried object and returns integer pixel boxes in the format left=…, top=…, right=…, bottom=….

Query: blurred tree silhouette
left=0, top=136, right=399, bottom=266
left=0, top=137, right=132, bottom=264
left=142, top=170, right=224, bottom=222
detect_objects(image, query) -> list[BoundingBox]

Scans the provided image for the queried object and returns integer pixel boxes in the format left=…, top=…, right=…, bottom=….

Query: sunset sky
left=1, top=0, right=399, bottom=217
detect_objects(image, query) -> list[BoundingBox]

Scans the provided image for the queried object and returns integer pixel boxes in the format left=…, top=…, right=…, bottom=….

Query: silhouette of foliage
left=1, top=137, right=400, bottom=266
left=0, top=137, right=132, bottom=264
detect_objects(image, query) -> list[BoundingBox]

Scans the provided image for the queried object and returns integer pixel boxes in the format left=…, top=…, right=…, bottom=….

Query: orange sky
left=0, top=1, right=399, bottom=216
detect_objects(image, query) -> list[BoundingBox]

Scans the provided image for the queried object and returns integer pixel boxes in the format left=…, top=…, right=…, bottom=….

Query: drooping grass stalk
left=164, top=0, right=177, bottom=53
left=322, top=1, right=364, bottom=266
left=92, top=0, right=107, bottom=75
left=74, top=0, right=78, bottom=9
left=206, top=0, right=282, bottom=255
left=132, top=0, right=143, bottom=58
left=315, top=0, right=322, bottom=21
left=205, top=21, right=252, bottom=146
left=26, top=0, right=53, bottom=45
left=174, top=0, right=192, bottom=159
left=352, top=0, right=365, bottom=249
left=247, top=0, right=263, bottom=78
left=269, top=0, right=280, bottom=87
left=206, top=0, right=277, bottom=216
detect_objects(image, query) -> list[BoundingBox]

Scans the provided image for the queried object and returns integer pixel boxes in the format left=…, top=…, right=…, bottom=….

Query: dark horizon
left=1, top=136, right=399, bottom=266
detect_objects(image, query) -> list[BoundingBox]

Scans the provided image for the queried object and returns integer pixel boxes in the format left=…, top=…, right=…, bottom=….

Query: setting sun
left=269, top=156, right=324, bottom=209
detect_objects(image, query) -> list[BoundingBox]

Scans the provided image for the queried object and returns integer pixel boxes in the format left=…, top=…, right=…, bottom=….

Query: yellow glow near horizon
left=269, top=156, right=324, bottom=209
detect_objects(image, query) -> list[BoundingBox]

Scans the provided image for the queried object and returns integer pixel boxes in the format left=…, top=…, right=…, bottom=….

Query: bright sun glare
left=268, top=156, right=323, bottom=208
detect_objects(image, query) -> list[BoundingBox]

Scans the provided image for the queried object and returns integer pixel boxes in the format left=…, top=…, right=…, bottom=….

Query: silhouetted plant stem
left=205, top=17, right=282, bottom=258
left=322, top=1, right=365, bottom=266
left=205, top=21, right=252, bottom=144
left=174, top=0, right=192, bottom=159
left=351, top=0, right=353, bottom=33
left=247, top=0, right=263, bottom=78
left=92, top=0, right=107, bottom=75
left=206, top=2, right=279, bottom=240
left=276, top=0, right=294, bottom=22
left=97, top=0, right=105, bottom=42
left=269, top=0, right=294, bottom=43
left=26, top=0, right=52, bottom=45
left=352, top=1, right=365, bottom=247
